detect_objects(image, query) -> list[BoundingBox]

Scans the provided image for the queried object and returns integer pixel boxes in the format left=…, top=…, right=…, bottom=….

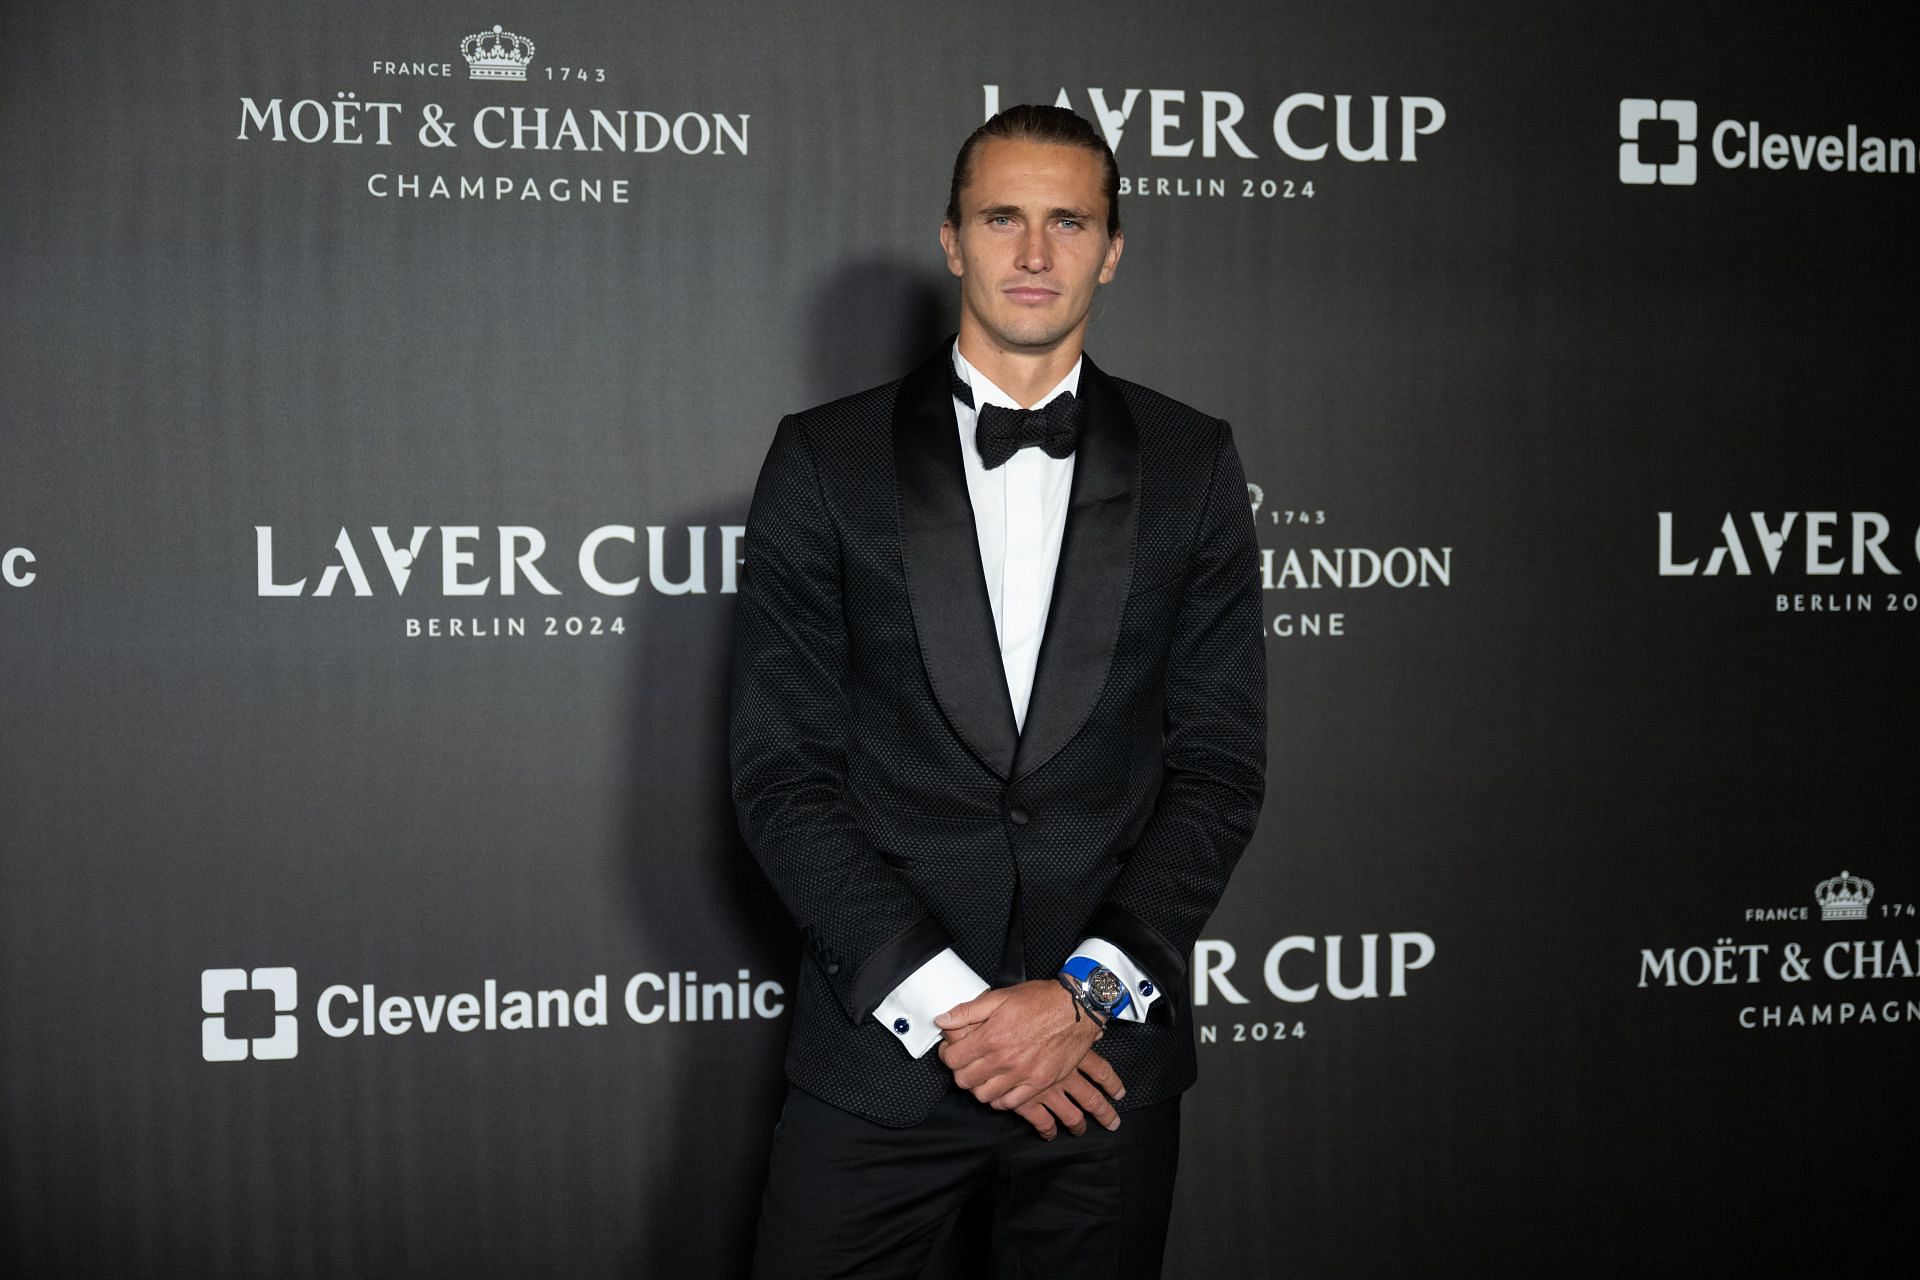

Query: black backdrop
left=3, top=2, right=1916, bottom=1275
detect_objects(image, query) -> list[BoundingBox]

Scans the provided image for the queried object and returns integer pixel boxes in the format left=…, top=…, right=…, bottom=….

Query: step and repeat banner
left=3, top=2, right=1914, bottom=1275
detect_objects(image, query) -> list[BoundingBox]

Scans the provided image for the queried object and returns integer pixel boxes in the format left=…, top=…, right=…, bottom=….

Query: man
left=730, top=105, right=1265, bottom=1279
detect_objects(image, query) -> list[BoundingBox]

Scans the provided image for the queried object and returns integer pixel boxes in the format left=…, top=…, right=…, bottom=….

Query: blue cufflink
left=893, top=1017, right=910, bottom=1034
left=1139, top=980, right=1154, bottom=996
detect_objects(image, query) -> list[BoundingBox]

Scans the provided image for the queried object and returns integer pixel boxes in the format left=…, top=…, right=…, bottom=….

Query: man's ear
left=1098, top=229, right=1125, bottom=285
left=939, top=221, right=964, bottom=279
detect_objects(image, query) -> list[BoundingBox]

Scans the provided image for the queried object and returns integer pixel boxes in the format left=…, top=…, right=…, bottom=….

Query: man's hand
left=934, top=979, right=1101, bottom=1112
left=1012, top=1050, right=1125, bottom=1140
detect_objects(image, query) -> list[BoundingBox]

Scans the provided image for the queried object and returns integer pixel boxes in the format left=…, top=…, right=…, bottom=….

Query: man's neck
left=954, top=328, right=1086, bottom=409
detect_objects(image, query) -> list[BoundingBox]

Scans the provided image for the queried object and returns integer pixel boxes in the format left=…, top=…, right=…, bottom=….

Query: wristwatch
left=1060, top=956, right=1133, bottom=1019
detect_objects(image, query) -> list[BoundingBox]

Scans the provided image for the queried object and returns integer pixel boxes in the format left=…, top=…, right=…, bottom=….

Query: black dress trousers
left=751, top=1083, right=1182, bottom=1280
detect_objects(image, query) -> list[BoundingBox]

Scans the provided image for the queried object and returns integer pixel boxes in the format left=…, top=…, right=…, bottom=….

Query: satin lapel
left=1011, top=355, right=1140, bottom=782
left=893, top=345, right=1019, bottom=779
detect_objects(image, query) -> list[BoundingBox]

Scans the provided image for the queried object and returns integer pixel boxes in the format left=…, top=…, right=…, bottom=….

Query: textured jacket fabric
left=729, top=343, right=1266, bottom=1127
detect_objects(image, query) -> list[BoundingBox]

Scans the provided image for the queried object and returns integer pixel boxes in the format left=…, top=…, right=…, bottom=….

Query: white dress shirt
left=873, top=345, right=1160, bottom=1057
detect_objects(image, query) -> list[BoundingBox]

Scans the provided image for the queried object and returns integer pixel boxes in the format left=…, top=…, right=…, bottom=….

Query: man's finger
left=1077, top=1050, right=1126, bottom=1100
left=1014, top=1100, right=1057, bottom=1141
left=940, top=1031, right=995, bottom=1074
left=958, top=1053, right=1080, bottom=1097
left=1041, top=1088, right=1087, bottom=1136
left=936, top=1024, right=986, bottom=1067
left=951, top=1052, right=1006, bottom=1091
left=1063, top=1073, right=1120, bottom=1131
left=934, top=988, right=1006, bottom=1030
left=991, top=1081, right=1042, bottom=1113
left=963, top=1069, right=1015, bottom=1103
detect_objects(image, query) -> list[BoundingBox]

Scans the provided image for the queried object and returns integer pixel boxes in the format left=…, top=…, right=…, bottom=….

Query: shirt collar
left=952, top=342, right=1083, bottom=414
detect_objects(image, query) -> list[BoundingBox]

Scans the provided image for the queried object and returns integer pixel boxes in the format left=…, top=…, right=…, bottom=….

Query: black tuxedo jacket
left=729, top=344, right=1265, bottom=1127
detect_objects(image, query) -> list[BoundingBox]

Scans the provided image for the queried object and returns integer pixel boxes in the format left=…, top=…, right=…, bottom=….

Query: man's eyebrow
left=975, top=204, right=1098, bottom=221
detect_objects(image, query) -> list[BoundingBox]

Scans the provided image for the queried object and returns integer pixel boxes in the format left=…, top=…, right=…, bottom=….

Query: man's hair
left=945, top=104, right=1121, bottom=238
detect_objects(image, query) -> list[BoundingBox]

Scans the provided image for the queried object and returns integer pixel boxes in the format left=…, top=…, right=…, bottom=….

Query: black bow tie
left=950, top=363, right=1084, bottom=470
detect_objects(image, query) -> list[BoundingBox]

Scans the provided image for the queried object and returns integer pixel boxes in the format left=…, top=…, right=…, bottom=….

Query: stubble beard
left=968, top=288, right=1091, bottom=356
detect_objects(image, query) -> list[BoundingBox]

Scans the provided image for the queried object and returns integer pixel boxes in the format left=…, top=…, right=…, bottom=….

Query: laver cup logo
left=202, top=967, right=299, bottom=1062
left=1619, top=99, right=1698, bottom=185
left=978, top=84, right=1444, bottom=205
left=1655, top=510, right=1920, bottom=615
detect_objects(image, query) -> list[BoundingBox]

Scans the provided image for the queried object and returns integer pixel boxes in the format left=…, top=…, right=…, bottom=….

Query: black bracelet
left=1055, top=972, right=1083, bottom=1022
left=1055, top=972, right=1108, bottom=1026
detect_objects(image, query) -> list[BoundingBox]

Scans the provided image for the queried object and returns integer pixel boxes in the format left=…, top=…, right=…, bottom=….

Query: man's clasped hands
left=934, top=978, right=1126, bottom=1140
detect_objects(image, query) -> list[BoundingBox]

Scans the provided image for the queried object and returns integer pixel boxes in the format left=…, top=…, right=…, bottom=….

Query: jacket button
left=1007, top=807, right=1030, bottom=825
left=825, top=962, right=841, bottom=975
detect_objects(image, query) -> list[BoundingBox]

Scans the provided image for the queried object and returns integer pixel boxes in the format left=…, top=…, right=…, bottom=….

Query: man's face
left=940, top=138, right=1124, bottom=356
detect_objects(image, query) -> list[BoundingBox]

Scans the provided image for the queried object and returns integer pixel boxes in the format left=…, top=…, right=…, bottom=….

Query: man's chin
left=983, top=316, right=1082, bottom=354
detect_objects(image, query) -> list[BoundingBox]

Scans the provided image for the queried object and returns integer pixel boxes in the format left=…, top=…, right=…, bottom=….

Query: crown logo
left=1814, top=870, right=1874, bottom=922
left=461, top=24, right=536, bottom=81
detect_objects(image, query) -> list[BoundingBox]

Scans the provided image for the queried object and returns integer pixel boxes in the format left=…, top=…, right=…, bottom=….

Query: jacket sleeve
left=729, top=414, right=956, bottom=1024
left=1079, top=418, right=1267, bottom=1022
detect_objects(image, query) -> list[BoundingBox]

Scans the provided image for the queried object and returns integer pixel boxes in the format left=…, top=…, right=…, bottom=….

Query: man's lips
left=1002, top=286, right=1060, bottom=304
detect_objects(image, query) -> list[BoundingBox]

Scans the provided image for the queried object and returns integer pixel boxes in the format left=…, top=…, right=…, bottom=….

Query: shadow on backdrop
left=618, top=489, right=786, bottom=1280
left=623, top=259, right=956, bottom=1277
left=803, top=258, right=953, bottom=407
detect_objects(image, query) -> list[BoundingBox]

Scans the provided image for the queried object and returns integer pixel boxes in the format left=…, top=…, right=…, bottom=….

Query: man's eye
left=1057, top=219, right=1081, bottom=230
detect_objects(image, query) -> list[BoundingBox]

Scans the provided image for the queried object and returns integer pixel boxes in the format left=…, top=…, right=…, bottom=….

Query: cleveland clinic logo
left=1618, top=97, right=1915, bottom=185
left=197, top=963, right=791, bottom=1063
left=202, top=967, right=299, bottom=1062
left=1619, top=99, right=1697, bottom=185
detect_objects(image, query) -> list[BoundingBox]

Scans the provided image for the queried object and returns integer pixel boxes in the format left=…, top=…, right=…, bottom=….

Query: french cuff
left=872, top=948, right=989, bottom=1058
left=1069, top=937, right=1160, bottom=1023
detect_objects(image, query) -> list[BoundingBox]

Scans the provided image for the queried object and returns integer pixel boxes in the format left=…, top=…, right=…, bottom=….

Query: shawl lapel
left=891, top=345, right=1141, bottom=784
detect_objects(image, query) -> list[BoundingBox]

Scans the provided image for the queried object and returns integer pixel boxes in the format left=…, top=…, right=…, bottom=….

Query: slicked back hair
left=945, top=105, right=1121, bottom=238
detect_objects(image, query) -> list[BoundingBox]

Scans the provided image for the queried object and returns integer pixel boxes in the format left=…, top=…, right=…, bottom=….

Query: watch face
left=1087, top=966, right=1125, bottom=1010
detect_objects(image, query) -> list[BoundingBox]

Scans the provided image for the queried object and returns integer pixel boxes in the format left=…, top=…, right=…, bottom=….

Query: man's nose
left=1017, top=225, right=1050, bottom=273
